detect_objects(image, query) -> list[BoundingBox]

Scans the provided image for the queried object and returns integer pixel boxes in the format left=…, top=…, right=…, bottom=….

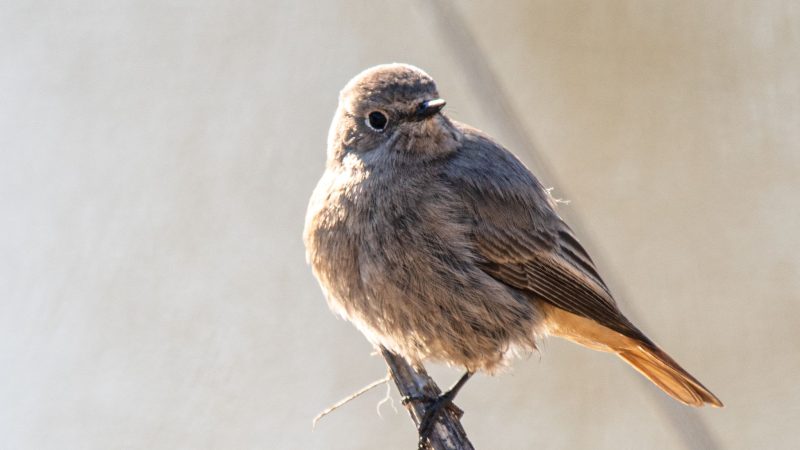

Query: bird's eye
left=366, top=111, right=388, bottom=131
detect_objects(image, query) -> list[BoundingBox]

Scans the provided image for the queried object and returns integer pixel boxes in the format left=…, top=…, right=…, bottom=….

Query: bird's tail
left=542, top=304, right=723, bottom=407
left=617, top=343, right=723, bottom=407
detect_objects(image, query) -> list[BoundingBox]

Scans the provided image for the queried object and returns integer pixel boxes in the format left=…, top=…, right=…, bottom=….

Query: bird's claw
left=401, top=393, right=434, bottom=406
left=416, top=392, right=462, bottom=449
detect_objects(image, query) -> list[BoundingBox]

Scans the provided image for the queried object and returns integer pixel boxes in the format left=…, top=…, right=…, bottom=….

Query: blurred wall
left=1, top=1, right=798, bottom=449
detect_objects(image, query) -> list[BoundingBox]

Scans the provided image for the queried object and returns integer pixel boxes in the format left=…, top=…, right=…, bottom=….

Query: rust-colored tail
left=543, top=304, right=723, bottom=407
left=617, top=344, right=723, bottom=407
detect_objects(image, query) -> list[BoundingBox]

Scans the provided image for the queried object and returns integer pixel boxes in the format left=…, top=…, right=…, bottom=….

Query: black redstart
left=304, top=63, right=722, bottom=439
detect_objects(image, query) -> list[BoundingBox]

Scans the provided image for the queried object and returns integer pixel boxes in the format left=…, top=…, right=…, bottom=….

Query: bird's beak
left=416, top=98, right=447, bottom=119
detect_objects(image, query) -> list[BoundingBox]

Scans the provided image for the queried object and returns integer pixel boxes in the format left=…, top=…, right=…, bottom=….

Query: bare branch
left=380, top=347, right=475, bottom=450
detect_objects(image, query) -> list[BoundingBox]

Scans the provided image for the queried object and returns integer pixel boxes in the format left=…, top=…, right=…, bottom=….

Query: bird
left=304, top=63, right=722, bottom=442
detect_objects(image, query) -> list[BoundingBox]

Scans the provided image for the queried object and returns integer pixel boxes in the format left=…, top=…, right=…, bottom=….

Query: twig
left=313, top=375, right=392, bottom=428
left=380, top=346, right=475, bottom=450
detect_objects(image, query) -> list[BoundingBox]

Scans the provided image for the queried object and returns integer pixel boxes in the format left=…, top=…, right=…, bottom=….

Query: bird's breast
left=305, top=162, right=469, bottom=304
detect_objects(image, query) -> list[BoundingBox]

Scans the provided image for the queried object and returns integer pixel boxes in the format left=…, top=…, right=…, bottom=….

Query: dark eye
left=366, top=111, right=388, bottom=131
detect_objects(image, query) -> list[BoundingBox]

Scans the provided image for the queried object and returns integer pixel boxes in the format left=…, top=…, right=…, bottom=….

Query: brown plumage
left=304, top=63, right=722, bottom=408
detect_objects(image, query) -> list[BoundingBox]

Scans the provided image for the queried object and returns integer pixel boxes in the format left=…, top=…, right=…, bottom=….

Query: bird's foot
left=416, top=392, right=457, bottom=449
left=412, top=371, right=473, bottom=449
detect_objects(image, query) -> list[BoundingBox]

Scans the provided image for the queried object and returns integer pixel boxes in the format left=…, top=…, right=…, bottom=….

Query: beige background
left=2, top=1, right=798, bottom=449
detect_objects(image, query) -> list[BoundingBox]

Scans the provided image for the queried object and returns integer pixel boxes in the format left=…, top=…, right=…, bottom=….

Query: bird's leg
left=416, top=371, right=473, bottom=448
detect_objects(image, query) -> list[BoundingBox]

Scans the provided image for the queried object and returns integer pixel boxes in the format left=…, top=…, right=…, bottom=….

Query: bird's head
left=328, top=63, right=459, bottom=166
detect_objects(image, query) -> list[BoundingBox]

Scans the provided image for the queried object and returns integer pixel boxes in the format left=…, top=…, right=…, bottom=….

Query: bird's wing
left=443, top=124, right=646, bottom=341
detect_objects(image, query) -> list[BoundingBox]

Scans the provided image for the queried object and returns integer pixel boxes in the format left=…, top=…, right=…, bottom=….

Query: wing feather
left=444, top=123, right=648, bottom=342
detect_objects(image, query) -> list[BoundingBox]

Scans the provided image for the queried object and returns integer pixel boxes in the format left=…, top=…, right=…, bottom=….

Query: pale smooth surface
left=2, top=1, right=798, bottom=449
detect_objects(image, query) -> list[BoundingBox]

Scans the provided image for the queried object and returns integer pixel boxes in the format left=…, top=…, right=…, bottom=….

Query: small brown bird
left=304, top=63, right=722, bottom=438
